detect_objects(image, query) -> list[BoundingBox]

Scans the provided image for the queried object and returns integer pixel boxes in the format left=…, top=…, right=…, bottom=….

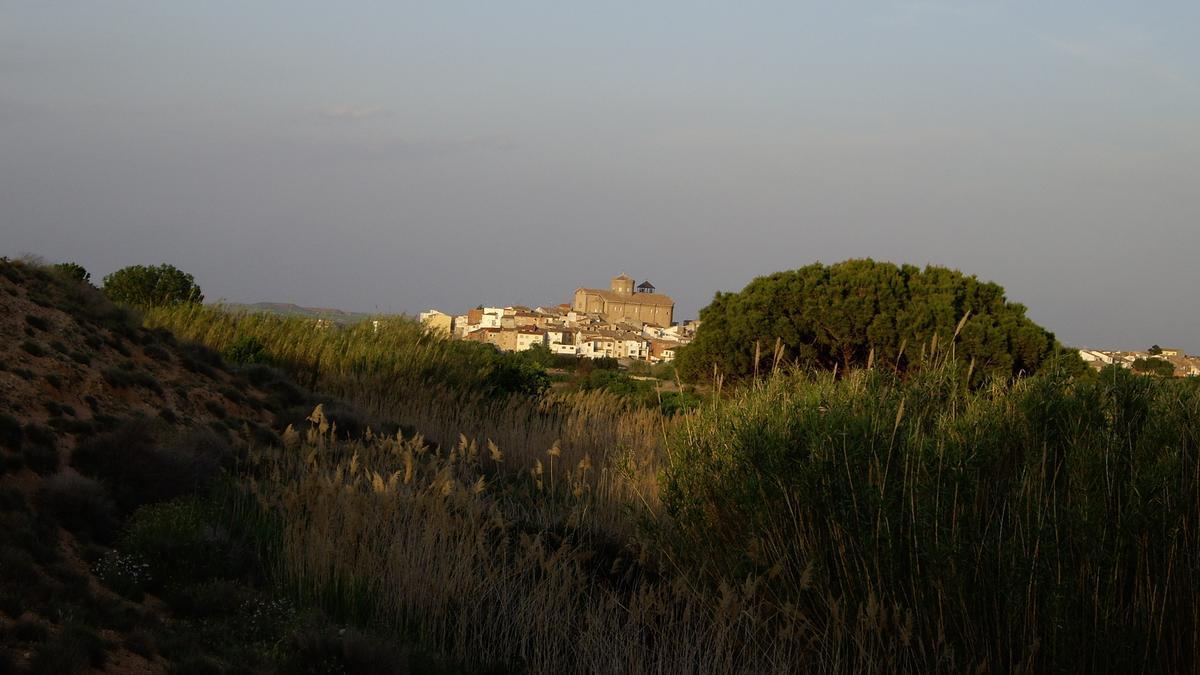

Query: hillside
left=0, top=261, right=417, bottom=673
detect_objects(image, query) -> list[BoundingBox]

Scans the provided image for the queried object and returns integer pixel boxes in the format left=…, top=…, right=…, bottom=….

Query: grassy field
left=145, top=303, right=1200, bottom=673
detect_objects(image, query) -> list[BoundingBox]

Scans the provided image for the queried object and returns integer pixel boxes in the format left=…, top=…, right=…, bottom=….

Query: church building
left=572, top=274, right=674, bottom=327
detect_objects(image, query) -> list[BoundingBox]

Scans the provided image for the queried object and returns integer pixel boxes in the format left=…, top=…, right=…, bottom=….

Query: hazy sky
left=3, top=2, right=1198, bottom=350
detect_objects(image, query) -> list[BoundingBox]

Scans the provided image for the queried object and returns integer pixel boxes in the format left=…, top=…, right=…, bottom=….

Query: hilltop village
left=1078, top=346, right=1200, bottom=377
left=419, top=274, right=698, bottom=362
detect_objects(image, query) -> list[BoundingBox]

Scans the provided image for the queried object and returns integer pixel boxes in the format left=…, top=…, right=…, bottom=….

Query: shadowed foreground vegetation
left=235, top=364, right=1199, bottom=673
left=8, top=264, right=1198, bottom=672
left=149, top=300, right=1200, bottom=672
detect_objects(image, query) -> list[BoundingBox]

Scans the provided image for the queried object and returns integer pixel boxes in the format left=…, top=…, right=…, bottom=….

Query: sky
left=2, top=2, right=1198, bottom=351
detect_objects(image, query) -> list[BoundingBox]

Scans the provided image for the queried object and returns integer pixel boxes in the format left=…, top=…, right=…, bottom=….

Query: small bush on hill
left=102, top=366, right=164, bottom=395
left=27, top=624, right=107, bottom=674
left=120, top=494, right=259, bottom=593
left=0, top=414, right=21, bottom=450
left=50, top=261, right=91, bottom=285
left=21, top=425, right=58, bottom=475
left=37, top=473, right=118, bottom=543
left=102, top=263, right=203, bottom=309
left=143, top=343, right=172, bottom=362
left=10, top=367, right=35, bottom=381
left=71, top=422, right=224, bottom=512
left=25, top=314, right=49, bottom=331
left=222, top=335, right=268, bottom=365
left=277, top=617, right=413, bottom=675
left=20, top=340, right=47, bottom=358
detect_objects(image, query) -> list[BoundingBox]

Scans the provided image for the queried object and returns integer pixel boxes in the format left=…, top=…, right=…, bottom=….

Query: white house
left=550, top=342, right=579, bottom=356
left=514, top=327, right=547, bottom=351
left=619, top=336, right=649, bottom=360
left=480, top=307, right=505, bottom=329
left=1078, top=349, right=1114, bottom=365
left=579, top=335, right=618, bottom=359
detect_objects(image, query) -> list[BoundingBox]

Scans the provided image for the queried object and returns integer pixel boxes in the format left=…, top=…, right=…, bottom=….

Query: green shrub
left=166, top=579, right=250, bottom=618
left=222, top=335, right=268, bottom=365
left=120, top=498, right=234, bottom=588
left=25, top=314, right=49, bottom=331
left=0, top=486, right=27, bottom=511
left=28, top=625, right=108, bottom=672
left=71, top=422, right=225, bottom=512
left=50, top=262, right=91, bottom=285
left=20, top=340, right=47, bottom=357
left=11, top=618, right=49, bottom=643
left=43, top=400, right=76, bottom=417
left=37, top=473, right=118, bottom=542
left=143, top=343, right=172, bottom=362
left=102, top=365, right=164, bottom=395
left=276, top=617, right=410, bottom=675
left=10, top=367, right=35, bottom=381
left=0, top=414, right=21, bottom=450
left=203, top=400, right=228, bottom=419
left=21, top=425, right=58, bottom=475
left=124, top=628, right=158, bottom=657
left=1132, top=357, right=1175, bottom=377
left=102, top=263, right=203, bottom=309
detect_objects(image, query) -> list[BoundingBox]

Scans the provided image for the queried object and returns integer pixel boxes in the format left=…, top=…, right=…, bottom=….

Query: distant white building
left=1078, top=349, right=1114, bottom=365
left=544, top=327, right=569, bottom=345
left=418, top=309, right=453, bottom=336
left=514, top=327, right=547, bottom=351
left=619, top=337, right=649, bottom=360
left=579, top=335, right=618, bottom=359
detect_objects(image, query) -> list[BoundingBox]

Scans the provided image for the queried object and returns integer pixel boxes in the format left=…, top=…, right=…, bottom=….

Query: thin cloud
left=1039, top=30, right=1193, bottom=90
left=321, top=104, right=390, bottom=120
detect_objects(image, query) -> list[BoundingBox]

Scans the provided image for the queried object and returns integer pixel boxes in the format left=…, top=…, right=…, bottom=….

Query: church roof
left=576, top=287, right=674, bottom=306
left=637, top=280, right=656, bottom=289
left=613, top=273, right=633, bottom=281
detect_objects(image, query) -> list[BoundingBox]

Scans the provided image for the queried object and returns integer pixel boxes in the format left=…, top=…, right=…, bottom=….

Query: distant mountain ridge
left=219, top=301, right=376, bottom=323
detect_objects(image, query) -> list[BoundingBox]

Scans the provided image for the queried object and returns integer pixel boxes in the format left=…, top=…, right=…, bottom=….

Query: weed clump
left=71, top=422, right=226, bottom=512
left=0, top=414, right=21, bottom=450
left=37, top=473, right=119, bottom=543
left=20, top=425, right=58, bottom=475
left=102, top=365, right=164, bottom=395
left=20, top=340, right=47, bottom=358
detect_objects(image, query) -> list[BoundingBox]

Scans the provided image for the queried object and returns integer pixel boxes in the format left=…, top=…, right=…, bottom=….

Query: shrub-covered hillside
left=0, top=259, right=433, bottom=673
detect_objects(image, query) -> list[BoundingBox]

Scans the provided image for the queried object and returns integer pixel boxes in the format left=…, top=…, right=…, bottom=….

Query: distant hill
left=219, top=301, right=375, bottom=323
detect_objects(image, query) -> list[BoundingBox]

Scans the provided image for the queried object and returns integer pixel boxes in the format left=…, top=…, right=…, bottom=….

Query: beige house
left=573, top=274, right=674, bottom=327
left=465, top=327, right=516, bottom=352
left=419, top=309, right=453, bottom=336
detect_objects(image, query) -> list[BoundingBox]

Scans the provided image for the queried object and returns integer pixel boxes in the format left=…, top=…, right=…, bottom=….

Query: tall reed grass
left=154, top=304, right=1200, bottom=672
left=663, top=362, right=1200, bottom=672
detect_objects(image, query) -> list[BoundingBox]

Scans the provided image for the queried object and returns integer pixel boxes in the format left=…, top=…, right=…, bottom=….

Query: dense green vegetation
left=677, top=259, right=1083, bottom=383
left=1133, top=356, right=1176, bottom=377
left=103, top=263, right=204, bottom=308
left=50, top=261, right=91, bottom=284
left=144, top=303, right=551, bottom=407
left=664, top=359, right=1200, bottom=671
left=8, top=256, right=1200, bottom=672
